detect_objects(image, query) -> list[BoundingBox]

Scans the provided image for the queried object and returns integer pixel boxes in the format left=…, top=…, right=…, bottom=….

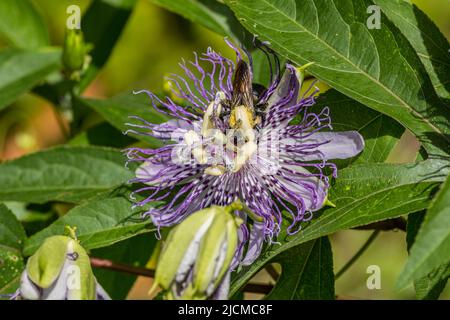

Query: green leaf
left=0, top=204, right=26, bottom=296
left=416, top=255, right=450, bottom=301
left=397, top=174, right=450, bottom=290
left=224, top=0, right=449, bottom=153
left=78, top=92, right=169, bottom=148
left=0, top=249, right=24, bottom=296
left=0, top=204, right=27, bottom=251
left=23, top=195, right=155, bottom=257
left=265, top=237, right=334, bottom=299
left=316, top=90, right=404, bottom=166
left=0, top=146, right=132, bottom=204
left=78, top=0, right=137, bottom=92
left=0, top=0, right=49, bottom=48
left=406, top=211, right=449, bottom=300
left=3, top=202, right=57, bottom=237
left=148, top=0, right=249, bottom=43
left=413, top=265, right=450, bottom=300
left=230, top=160, right=446, bottom=295
left=92, top=233, right=157, bottom=299
left=0, top=48, right=61, bottom=111
left=69, top=122, right=136, bottom=148
left=373, top=0, right=450, bottom=99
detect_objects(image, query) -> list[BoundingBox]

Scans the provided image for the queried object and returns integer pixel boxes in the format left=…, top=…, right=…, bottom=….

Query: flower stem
left=335, top=230, right=380, bottom=280
left=90, top=256, right=273, bottom=295
left=229, top=199, right=263, bottom=222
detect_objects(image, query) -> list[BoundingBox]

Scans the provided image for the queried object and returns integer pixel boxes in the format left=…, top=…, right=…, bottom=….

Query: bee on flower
left=125, top=40, right=364, bottom=298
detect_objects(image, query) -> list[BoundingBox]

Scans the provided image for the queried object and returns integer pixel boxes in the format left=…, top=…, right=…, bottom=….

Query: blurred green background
left=0, top=0, right=449, bottom=299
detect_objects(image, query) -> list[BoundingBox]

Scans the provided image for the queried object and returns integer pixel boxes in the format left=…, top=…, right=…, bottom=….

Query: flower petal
left=136, top=162, right=170, bottom=183
left=95, top=281, right=111, bottom=300
left=212, top=270, right=231, bottom=300
left=136, top=162, right=193, bottom=187
left=274, top=165, right=327, bottom=212
left=266, top=64, right=300, bottom=109
left=152, top=119, right=193, bottom=141
left=241, top=221, right=265, bottom=266
left=19, top=272, right=41, bottom=300
left=41, top=260, right=70, bottom=300
left=298, top=131, right=364, bottom=161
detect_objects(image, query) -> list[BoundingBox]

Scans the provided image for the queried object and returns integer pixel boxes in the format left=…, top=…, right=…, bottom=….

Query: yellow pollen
left=229, top=105, right=254, bottom=129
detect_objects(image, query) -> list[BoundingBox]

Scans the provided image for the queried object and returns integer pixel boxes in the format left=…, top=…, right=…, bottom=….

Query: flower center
left=182, top=91, right=258, bottom=176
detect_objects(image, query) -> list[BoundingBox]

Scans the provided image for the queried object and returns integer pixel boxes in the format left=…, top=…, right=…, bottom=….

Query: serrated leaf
left=373, top=0, right=450, bottom=99
left=265, top=237, right=334, bottom=300
left=78, top=0, right=137, bottom=91
left=397, top=174, right=450, bottom=290
left=406, top=211, right=449, bottom=299
left=78, top=93, right=169, bottom=148
left=92, top=233, right=157, bottom=299
left=230, top=160, right=446, bottom=295
left=23, top=196, right=155, bottom=257
left=0, top=146, right=132, bottom=204
left=0, top=48, right=61, bottom=111
left=148, top=0, right=249, bottom=43
left=316, top=90, right=404, bottom=166
left=0, top=204, right=26, bottom=296
left=224, top=0, right=449, bottom=153
left=0, top=0, right=49, bottom=48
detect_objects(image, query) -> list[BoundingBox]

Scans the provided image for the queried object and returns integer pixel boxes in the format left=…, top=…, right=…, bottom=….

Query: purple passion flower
left=126, top=41, right=364, bottom=265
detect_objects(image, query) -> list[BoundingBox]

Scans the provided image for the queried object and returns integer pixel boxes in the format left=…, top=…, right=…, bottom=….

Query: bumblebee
left=226, top=59, right=267, bottom=131
left=199, top=57, right=271, bottom=175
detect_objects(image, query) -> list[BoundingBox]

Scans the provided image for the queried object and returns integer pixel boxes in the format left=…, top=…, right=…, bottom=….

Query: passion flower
left=126, top=40, right=364, bottom=266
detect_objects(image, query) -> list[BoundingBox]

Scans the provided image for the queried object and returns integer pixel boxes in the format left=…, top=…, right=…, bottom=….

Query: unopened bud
left=62, top=29, right=92, bottom=79
left=153, top=203, right=243, bottom=300
left=17, top=235, right=109, bottom=300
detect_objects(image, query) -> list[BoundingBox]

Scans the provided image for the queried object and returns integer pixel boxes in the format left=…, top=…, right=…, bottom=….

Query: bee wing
left=231, top=60, right=253, bottom=109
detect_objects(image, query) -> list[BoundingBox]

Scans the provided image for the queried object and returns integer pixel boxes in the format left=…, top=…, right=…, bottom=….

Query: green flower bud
left=153, top=202, right=243, bottom=300
left=62, top=29, right=92, bottom=79
left=18, top=235, right=110, bottom=300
